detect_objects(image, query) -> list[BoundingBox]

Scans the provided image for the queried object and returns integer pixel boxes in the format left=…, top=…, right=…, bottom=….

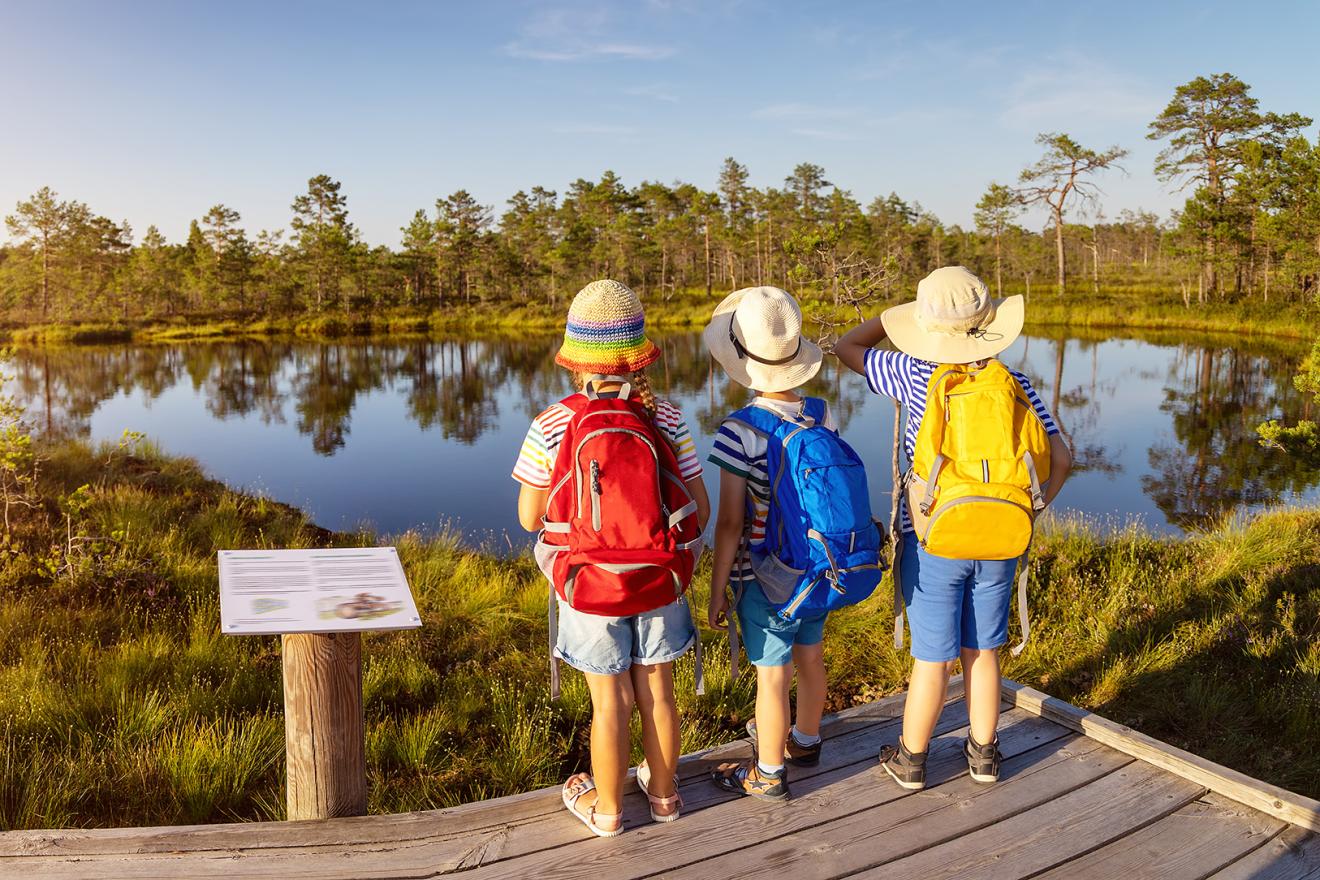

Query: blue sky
left=3, top=1, right=1317, bottom=246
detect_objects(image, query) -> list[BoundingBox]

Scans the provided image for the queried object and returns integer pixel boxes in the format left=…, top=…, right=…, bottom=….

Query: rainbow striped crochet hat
left=555, top=280, right=661, bottom=374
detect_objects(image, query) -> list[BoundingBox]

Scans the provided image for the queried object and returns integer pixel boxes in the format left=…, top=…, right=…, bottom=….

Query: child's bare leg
left=901, top=658, right=951, bottom=753
left=631, top=661, right=679, bottom=814
left=755, top=662, right=793, bottom=765
left=579, top=670, right=635, bottom=828
left=790, top=643, right=826, bottom=737
left=961, top=647, right=1001, bottom=745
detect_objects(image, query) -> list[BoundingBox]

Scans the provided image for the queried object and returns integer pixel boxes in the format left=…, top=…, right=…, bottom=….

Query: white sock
left=791, top=725, right=821, bottom=747
left=757, top=760, right=785, bottom=776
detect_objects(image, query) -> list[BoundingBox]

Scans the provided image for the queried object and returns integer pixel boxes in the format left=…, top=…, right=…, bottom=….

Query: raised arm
left=833, top=315, right=888, bottom=376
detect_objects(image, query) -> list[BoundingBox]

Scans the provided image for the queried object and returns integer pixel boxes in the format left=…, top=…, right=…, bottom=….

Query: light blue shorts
left=736, top=580, right=828, bottom=668
left=554, top=595, right=696, bottom=676
left=899, top=533, right=1022, bottom=663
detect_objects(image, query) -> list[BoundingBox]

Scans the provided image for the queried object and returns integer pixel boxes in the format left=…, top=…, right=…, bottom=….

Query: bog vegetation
left=0, top=430, right=1317, bottom=829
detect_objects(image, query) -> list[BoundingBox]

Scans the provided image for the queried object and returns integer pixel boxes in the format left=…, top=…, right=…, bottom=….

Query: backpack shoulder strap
left=725, top=404, right=782, bottom=438
left=801, top=396, right=827, bottom=427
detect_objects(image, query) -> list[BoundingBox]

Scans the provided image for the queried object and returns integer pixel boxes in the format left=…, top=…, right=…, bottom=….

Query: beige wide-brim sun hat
left=881, top=266, right=1024, bottom=364
left=703, top=286, right=823, bottom=393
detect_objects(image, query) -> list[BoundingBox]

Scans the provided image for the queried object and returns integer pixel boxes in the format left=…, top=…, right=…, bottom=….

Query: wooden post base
left=282, top=632, right=367, bottom=820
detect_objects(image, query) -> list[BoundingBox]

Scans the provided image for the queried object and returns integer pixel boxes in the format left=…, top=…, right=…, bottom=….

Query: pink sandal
left=562, top=774, right=623, bottom=838
left=636, top=761, right=682, bottom=823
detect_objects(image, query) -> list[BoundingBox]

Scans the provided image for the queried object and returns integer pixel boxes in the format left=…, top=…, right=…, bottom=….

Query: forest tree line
left=3, top=73, right=1318, bottom=322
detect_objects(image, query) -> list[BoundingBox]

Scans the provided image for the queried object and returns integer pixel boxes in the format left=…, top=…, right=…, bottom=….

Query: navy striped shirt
left=864, top=349, right=1059, bottom=532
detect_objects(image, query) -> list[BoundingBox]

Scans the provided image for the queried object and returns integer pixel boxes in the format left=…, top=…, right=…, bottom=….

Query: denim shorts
left=554, top=595, right=697, bottom=676
left=898, top=533, right=1023, bottom=663
left=735, top=580, right=828, bottom=668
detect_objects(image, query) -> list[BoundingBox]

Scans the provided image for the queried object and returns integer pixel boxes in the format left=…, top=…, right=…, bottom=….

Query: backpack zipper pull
left=590, top=460, right=602, bottom=531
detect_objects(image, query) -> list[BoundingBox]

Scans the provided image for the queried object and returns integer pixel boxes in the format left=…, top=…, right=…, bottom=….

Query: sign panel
left=218, top=547, right=422, bottom=635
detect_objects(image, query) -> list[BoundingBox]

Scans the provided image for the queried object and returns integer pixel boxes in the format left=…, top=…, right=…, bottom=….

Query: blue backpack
left=727, top=398, right=886, bottom=621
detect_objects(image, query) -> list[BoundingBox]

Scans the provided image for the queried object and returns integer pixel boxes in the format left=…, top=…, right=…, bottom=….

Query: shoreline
left=2, top=295, right=1314, bottom=347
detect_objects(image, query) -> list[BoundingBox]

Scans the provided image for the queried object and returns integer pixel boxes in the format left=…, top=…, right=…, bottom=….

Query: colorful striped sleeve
left=1010, top=371, right=1061, bottom=436
left=655, top=401, right=703, bottom=481
left=864, top=349, right=917, bottom=404
left=708, top=419, right=752, bottom=477
left=511, top=416, right=554, bottom=488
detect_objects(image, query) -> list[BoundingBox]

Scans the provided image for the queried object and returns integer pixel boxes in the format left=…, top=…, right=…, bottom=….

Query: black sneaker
left=745, top=720, right=822, bottom=767
left=965, top=735, right=1001, bottom=784
left=878, top=738, right=927, bottom=790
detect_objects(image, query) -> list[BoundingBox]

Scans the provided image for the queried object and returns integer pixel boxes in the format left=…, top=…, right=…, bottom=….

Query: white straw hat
left=881, top=266, right=1024, bottom=364
left=703, top=286, right=823, bottom=393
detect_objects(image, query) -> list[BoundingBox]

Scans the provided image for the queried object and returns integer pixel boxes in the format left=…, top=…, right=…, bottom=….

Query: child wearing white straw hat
left=703, top=286, right=834, bottom=801
left=834, top=265, right=1073, bottom=790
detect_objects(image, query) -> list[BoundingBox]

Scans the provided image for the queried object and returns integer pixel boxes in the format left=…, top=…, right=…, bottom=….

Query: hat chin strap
left=729, top=315, right=802, bottom=366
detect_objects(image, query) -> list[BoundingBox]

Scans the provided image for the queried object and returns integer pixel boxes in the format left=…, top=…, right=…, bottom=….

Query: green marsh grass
left=0, top=441, right=1317, bottom=829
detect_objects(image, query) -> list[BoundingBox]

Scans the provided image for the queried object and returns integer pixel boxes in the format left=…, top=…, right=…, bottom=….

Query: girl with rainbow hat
left=512, top=280, right=710, bottom=837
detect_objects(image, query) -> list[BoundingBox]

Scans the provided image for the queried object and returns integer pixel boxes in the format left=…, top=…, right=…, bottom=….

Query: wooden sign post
left=282, top=632, right=367, bottom=819
left=218, top=548, right=421, bottom=822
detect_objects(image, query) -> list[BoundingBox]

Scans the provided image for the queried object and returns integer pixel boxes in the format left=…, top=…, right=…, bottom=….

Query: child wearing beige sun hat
left=834, top=265, right=1074, bottom=794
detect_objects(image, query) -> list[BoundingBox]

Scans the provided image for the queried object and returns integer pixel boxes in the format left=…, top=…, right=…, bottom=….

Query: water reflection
left=2, top=329, right=1315, bottom=538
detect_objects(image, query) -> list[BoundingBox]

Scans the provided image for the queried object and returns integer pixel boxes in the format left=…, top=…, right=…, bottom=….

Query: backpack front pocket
left=750, top=546, right=805, bottom=605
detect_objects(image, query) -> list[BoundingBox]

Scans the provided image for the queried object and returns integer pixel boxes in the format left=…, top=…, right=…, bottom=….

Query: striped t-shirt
left=512, top=395, right=703, bottom=490
left=707, top=397, right=836, bottom=584
left=864, top=349, right=1060, bottom=533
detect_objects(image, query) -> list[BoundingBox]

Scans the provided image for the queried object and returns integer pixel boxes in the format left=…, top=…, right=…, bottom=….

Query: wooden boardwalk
left=3, top=680, right=1317, bottom=879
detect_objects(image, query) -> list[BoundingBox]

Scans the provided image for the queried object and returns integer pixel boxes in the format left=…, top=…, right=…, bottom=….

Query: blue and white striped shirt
left=864, top=349, right=1060, bottom=532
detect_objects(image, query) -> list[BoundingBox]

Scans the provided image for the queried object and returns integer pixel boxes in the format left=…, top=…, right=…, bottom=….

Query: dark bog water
left=5, top=328, right=1317, bottom=544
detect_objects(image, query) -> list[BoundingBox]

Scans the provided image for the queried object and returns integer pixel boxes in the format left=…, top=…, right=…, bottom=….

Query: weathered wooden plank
left=0, top=693, right=984, bottom=877
left=1206, top=826, right=1320, bottom=880
left=651, top=729, right=1117, bottom=880
left=1003, top=679, right=1320, bottom=834
left=847, top=761, right=1205, bottom=880
left=0, top=677, right=966, bottom=861
left=1029, top=792, right=1286, bottom=880
left=464, top=710, right=1074, bottom=880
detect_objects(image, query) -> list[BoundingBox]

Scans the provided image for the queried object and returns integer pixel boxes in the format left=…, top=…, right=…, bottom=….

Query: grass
left=5, top=284, right=1316, bottom=347
left=0, top=440, right=1317, bottom=830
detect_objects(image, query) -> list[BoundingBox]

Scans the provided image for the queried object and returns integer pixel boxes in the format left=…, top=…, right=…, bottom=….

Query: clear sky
left=3, top=1, right=1317, bottom=246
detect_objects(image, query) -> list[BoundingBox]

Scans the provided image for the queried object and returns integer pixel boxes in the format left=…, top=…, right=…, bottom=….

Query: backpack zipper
left=590, top=460, right=602, bottom=531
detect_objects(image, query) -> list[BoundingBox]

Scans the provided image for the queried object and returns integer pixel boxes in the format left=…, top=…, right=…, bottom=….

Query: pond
left=4, top=327, right=1317, bottom=545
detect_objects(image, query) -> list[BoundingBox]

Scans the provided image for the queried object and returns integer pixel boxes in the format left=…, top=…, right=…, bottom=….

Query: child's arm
left=833, top=315, right=889, bottom=376
left=685, top=476, right=711, bottom=531
left=516, top=485, right=548, bottom=532
left=708, top=469, right=746, bottom=630
left=1042, top=434, right=1073, bottom=507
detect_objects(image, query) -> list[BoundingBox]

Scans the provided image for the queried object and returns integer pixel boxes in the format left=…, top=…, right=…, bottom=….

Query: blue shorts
left=899, top=534, right=1022, bottom=663
left=736, top=580, right=828, bottom=668
left=554, top=595, right=696, bottom=676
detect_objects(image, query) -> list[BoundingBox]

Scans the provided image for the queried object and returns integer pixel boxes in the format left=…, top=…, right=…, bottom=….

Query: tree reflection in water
left=1, top=328, right=1315, bottom=534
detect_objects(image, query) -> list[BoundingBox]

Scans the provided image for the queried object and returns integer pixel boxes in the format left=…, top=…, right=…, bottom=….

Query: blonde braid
left=631, top=371, right=658, bottom=419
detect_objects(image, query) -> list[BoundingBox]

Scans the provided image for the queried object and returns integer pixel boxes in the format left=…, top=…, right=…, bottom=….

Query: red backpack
left=533, top=380, right=704, bottom=694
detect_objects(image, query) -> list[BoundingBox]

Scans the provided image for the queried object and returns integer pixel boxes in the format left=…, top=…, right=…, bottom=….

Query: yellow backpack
left=907, top=360, right=1052, bottom=558
left=890, top=359, right=1052, bottom=655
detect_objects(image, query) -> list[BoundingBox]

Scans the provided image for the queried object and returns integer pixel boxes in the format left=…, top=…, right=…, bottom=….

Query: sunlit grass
left=0, top=440, right=1317, bottom=829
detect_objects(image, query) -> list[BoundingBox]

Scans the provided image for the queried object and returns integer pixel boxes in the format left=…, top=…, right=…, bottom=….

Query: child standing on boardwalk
left=704, top=286, right=843, bottom=801
left=513, top=280, right=710, bottom=837
left=834, top=266, right=1072, bottom=789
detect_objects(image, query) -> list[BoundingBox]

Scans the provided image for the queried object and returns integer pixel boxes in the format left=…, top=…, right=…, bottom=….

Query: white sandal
left=562, top=774, right=624, bottom=838
left=636, top=761, right=682, bottom=823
